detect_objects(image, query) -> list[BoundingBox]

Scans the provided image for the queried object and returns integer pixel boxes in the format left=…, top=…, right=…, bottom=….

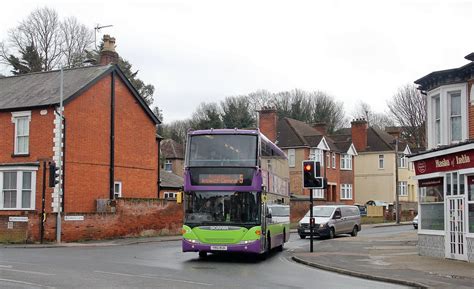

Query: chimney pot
left=99, top=34, right=119, bottom=65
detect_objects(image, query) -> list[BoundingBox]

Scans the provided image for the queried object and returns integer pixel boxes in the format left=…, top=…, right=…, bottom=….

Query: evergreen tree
left=9, top=43, right=43, bottom=75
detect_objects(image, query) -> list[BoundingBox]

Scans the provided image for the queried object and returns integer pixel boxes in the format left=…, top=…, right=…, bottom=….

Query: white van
left=297, top=205, right=361, bottom=239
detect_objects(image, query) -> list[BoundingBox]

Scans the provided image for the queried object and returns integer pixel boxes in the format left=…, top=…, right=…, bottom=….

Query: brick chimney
left=351, top=118, right=368, bottom=152
left=258, top=107, right=277, bottom=142
left=312, top=122, right=327, bottom=135
left=99, top=35, right=119, bottom=65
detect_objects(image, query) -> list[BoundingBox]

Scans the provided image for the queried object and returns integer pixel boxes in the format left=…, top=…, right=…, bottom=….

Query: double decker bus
left=181, top=129, right=290, bottom=258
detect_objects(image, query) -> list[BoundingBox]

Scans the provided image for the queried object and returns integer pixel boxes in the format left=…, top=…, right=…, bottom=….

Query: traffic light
left=48, top=162, right=60, bottom=187
left=303, top=160, right=325, bottom=189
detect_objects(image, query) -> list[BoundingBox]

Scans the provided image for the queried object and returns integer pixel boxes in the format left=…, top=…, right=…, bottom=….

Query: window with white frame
left=164, top=192, right=177, bottom=199
left=114, top=181, right=122, bottom=198
left=332, top=153, right=336, bottom=168
left=312, top=189, right=324, bottom=199
left=398, top=181, right=407, bottom=196
left=340, top=154, right=352, bottom=170
left=398, top=154, right=407, bottom=168
left=326, top=152, right=330, bottom=168
left=427, top=85, right=467, bottom=149
left=288, top=149, right=295, bottom=167
left=378, top=155, right=384, bottom=169
left=11, top=111, right=31, bottom=155
left=310, top=148, right=324, bottom=167
left=468, top=176, right=474, bottom=233
left=164, top=160, right=172, bottom=172
left=433, top=95, right=441, bottom=146
left=450, top=91, right=462, bottom=142
left=340, top=184, right=353, bottom=200
left=0, top=169, right=36, bottom=210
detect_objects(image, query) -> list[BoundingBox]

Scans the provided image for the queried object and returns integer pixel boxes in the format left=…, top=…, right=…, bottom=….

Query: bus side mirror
left=176, top=192, right=183, bottom=204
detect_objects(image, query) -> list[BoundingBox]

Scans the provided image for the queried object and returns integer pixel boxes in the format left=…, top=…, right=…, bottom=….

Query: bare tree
left=1, top=7, right=94, bottom=72
left=161, top=119, right=193, bottom=145
left=352, top=101, right=394, bottom=130
left=388, top=84, right=426, bottom=148
left=60, top=17, right=94, bottom=67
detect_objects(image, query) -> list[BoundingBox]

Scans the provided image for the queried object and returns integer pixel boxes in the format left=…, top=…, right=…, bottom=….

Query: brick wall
left=468, top=80, right=474, bottom=138
left=0, top=199, right=182, bottom=243
left=63, top=73, right=158, bottom=212
left=0, top=108, right=55, bottom=215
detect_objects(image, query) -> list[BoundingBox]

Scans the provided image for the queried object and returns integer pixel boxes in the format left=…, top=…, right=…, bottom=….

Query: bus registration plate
left=210, top=245, right=227, bottom=251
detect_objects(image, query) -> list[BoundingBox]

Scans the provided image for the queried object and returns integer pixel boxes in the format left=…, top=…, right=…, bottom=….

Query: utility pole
left=395, top=137, right=400, bottom=224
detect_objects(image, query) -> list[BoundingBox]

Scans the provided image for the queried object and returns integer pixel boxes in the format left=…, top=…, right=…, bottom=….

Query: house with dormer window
left=258, top=108, right=357, bottom=206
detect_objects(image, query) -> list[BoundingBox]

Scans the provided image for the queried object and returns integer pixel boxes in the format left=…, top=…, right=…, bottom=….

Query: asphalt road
left=0, top=226, right=412, bottom=289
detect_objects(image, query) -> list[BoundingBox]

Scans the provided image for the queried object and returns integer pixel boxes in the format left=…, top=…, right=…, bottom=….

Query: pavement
left=3, top=222, right=474, bottom=289
left=292, top=223, right=474, bottom=289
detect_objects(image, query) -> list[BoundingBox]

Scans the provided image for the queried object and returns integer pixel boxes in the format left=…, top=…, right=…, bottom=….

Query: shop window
left=419, top=178, right=444, bottom=230
left=469, top=204, right=474, bottom=233
left=468, top=176, right=474, bottom=233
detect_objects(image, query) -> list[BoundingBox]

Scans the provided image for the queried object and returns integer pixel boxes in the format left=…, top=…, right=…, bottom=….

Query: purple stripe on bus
left=182, top=239, right=262, bottom=254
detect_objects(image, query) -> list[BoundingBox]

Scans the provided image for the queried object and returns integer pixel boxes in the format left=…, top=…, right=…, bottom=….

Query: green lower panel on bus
left=182, top=225, right=262, bottom=244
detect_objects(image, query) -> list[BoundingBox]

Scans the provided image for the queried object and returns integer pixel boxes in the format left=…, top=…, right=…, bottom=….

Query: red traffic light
left=304, top=164, right=312, bottom=171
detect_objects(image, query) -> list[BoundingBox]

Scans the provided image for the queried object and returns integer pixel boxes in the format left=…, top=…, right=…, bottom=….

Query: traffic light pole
left=309, top=189, right=314, bottom=252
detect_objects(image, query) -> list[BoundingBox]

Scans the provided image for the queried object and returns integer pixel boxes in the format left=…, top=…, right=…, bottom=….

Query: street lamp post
left=56, top=67, right=64, bottom=243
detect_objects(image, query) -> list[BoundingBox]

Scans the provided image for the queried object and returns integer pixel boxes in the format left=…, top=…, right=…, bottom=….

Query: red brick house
left=258, top=109, right=357, bottom=206
left=0, top=37, right=164, bottom=242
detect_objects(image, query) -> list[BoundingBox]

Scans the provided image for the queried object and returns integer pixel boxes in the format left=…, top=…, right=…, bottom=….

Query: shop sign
left=414, top=149, right=474, bottom=175
left=418, top=177, right=443, bottom=187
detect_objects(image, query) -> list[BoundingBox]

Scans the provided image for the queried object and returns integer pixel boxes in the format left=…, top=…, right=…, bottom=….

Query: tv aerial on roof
left=94, top=24, right=114, bottom=50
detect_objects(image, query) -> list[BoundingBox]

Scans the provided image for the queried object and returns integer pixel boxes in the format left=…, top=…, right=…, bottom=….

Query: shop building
left=410, top=52, right=474, bottom=262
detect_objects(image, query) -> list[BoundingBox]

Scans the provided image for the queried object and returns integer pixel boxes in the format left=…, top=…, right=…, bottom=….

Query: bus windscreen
left=188, top=135, right=257, bottom=167
left=184, top=191, right=260, bottom=225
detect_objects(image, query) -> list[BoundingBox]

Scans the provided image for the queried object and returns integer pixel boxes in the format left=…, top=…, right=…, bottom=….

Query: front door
left=445, top=196, right=467, bottom=261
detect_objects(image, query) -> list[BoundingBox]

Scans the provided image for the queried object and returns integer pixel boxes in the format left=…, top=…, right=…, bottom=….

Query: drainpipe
left=109, top=71, right=115, bottom=200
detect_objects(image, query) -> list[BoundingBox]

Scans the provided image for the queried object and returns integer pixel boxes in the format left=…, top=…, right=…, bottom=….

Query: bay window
left=427, top=84, right=467, bottom=149
left=0, top=168, right=36, bottom=210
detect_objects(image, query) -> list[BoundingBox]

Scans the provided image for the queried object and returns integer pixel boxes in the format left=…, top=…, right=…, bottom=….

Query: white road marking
left=0, top=265, right=13, bottom=268
left=0, top=278, right=55, bottom=288
left=0, top=268, right=56, bottom=276
left=94, top=270, right=213, bottom=286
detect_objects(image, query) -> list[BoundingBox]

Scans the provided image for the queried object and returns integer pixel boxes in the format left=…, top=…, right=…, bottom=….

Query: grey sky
left=1, top=0, right=473, bottom=122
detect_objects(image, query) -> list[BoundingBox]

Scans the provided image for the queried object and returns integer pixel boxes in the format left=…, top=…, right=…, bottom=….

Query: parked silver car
left=297, top=205, right=361, bottom=239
